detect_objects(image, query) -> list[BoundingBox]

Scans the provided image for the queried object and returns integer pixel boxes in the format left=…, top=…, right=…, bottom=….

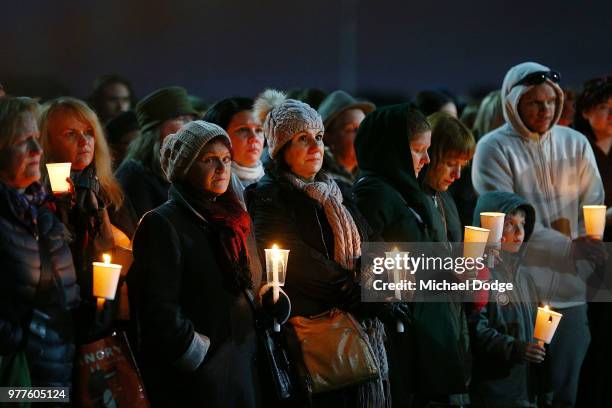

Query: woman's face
left=283, top=128, right=324, bottom=180
left=410, top=130, right=431, bottom=177
left=185, top=140, right=232, bottom=197
left=426, top=153, right=470, bottom=192
left=0, top=111, right=43, bottom=189
left=583, top=97, right=612, bottom=140
left=46, top=111, right=95, bottom=171
left=226, top=110, right=264, bottom=167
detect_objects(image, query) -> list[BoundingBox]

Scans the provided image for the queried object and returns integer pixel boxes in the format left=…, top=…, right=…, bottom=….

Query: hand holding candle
left=93, top=253, right=122, bottom=308
left=385, top=248, right=411, bottom=333
left=46, top=162, right=72, bottom=193
left=533, top=305, right=563, bottom=347
left=480, top=213, right=505, bottom=267
left=583, top=205, right=606, bottom=240
left=264, top=244, right=290, bottom=332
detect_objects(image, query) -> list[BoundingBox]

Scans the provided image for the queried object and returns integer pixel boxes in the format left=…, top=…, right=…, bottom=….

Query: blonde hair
left=39, top=97, right=124, bottom=208
left=0, top=97, right=39, bottom=152
left=472, top=90, right=504, bottom=140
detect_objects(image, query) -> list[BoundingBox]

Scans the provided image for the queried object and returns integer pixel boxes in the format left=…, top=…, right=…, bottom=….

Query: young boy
left=468, top=191, right=550, bottom=408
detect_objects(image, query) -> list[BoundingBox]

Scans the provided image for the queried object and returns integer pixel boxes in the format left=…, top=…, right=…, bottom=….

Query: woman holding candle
left=0, top=97, right=79, bottom=387
left=247, top=90, right=389, bottom=407
left=39, top=97, right=124, bottom=342
left=128, top=121, right=264, bottom=406
left=469, top=191, right=551, bottom=407
left=353, top=104, right=471, bottom=407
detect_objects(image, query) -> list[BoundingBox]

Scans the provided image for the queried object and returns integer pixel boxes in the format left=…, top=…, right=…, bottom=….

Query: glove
left=259, top=283, right=291, bottom=325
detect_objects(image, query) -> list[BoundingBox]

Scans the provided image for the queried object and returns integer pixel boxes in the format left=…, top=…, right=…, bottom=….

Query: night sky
left=2, top=0, right=612, bottom=104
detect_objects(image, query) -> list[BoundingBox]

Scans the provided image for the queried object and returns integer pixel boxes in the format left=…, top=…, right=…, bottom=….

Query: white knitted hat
left=160, top=120, right=231, bottom=182
left=253, top=89, right=324, bottom=159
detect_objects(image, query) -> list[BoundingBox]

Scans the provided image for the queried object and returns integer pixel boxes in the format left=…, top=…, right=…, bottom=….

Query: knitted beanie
left=160, top=120, right=231, bottom=182
left=253, top=89, right=324, bottom=159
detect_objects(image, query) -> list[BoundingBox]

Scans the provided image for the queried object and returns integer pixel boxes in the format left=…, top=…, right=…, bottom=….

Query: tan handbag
left=286, top=308, right=379, bottom=395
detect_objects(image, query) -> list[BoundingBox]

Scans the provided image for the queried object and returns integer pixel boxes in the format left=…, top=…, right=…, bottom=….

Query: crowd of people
left=1, top=61, right=611, bottom=407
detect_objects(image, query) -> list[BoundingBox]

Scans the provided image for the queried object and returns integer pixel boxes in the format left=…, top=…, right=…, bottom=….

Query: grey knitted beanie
left=160, top=120, right=232, bottom=182
left=253, top=89, right=324, bottom=159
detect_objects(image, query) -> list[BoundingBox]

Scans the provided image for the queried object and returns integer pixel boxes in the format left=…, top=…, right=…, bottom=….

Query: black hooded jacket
left=353, top=104, right=470, bottom=404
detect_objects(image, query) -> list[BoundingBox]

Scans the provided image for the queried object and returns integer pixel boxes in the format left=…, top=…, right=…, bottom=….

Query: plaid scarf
left=4, top=182, right=49, bottom=234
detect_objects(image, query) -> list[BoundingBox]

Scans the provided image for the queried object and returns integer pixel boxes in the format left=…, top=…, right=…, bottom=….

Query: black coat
left=0, top=183, right=79, bottom=387
left=128, top=185, right=261, bottom=407
left=353, top=104, right=471, bottom=405
left=246, top=172, right=368, bottom=318
left=112, top=159, right=170, bottom=239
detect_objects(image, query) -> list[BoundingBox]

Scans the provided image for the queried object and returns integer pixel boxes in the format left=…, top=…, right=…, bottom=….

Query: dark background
left=2, top=0, right=611, bottom=104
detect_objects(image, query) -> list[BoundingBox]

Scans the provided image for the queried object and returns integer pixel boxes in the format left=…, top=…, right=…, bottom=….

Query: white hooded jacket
left=472, top=61, right=604, bottom=308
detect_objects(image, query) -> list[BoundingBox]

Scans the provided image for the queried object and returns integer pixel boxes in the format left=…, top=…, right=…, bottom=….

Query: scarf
left=176, top=184, right=253, bottom=291
left=282, top=171, right=361, bottom=270
left=231, top=161, right=265, bottom=187
left=4, top=182, right=48, bottom=235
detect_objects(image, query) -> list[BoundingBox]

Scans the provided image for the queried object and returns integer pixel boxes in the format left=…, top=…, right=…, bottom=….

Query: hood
left=355, top=104, right=445, bottom=242
left=472, top=191, right=535, bottom=244
left=355, top=103, right=421, bottom=197
left=501, top=61, right=564, bottom=140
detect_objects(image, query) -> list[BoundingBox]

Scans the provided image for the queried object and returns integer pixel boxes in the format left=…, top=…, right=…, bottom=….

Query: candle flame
left=543, top=304, right=550, bottom=311
left=103, top=253, right=111, bottom=264
left=272, top=244, right=279, bottom=250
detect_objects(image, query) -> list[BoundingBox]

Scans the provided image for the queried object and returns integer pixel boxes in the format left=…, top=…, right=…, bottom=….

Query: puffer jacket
left=0, top=182, right=79, bottom=387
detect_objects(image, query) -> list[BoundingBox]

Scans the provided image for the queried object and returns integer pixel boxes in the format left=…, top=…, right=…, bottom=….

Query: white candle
left=583, top=205, right=606, bottom=240
left=480, top=212, right=505, bottom=248
left=46, top=162, right=72, bottom=193
left=463, top=226, right=490, bottom=260
left=533, top=305, right=563, bottom=346
left=264, top=244, right=290, bottom=332
left=92, top=253, right=122, bottom=300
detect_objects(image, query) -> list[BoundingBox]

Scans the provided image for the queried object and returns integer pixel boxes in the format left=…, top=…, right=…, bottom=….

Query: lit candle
left=92, top=253, right=122, bottom=301
left=46, top=162, right=72, bottom=193
left=264, top=244, right=290, bottom=332
left=385, top=248, right=409, bottom=333
left=583, top=205, right=606, bottom=240
left=463, top=226, right=490, bottom=261
left=480, top=212, right=505, bottom=248
left=533, top=305, right=563, bottom=347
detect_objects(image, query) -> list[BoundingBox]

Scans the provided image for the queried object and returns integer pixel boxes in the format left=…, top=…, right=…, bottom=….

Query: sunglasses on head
left=515, top=70, right=561, bottom=87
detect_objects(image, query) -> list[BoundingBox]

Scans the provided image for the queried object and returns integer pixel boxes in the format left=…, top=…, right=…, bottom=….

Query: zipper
left=314, top=207, right=331, bottom=260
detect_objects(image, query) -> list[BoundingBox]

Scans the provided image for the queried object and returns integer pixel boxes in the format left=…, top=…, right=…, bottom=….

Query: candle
left=385, top=248, right=410, bottom=333
left=46, top=162, right=72, bottom=193
left=92, top=253, right=122, bottom=300
left=264, top=244, right=290, bottom=332
left=533, top=305, right=563, bottom=347
left=583, top=205, right=606, bottom=240
left=480, top=212, right=505, bottom=248
left=463, top=226, right=490, bottom=261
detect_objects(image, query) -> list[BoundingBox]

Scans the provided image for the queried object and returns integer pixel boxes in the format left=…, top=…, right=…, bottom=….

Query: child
left=468, top=191, right=550, bottom=408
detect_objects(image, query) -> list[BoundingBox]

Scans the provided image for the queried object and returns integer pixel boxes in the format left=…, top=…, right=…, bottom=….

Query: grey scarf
left=283, top=171, right=361, bottom=270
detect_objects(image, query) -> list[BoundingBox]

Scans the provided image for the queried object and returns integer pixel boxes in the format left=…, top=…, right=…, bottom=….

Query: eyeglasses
left=515, top=70, right=561, bottom=87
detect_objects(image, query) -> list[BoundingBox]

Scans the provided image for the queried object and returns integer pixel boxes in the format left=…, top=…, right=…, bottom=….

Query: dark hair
left=203, top=97, right=254, bottom=130
left=574, top=76, right=612, bottom=137
left=87, top=74, right=135, bottom=112
left=286, top=88, right=328, bottom=110
left=415, top=90, right=455, bottom=116
left=406, top=104, right=431, bottom=140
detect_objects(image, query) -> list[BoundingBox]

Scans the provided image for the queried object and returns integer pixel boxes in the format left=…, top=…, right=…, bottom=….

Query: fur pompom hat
left=253, top=89, right=324, bottom=159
